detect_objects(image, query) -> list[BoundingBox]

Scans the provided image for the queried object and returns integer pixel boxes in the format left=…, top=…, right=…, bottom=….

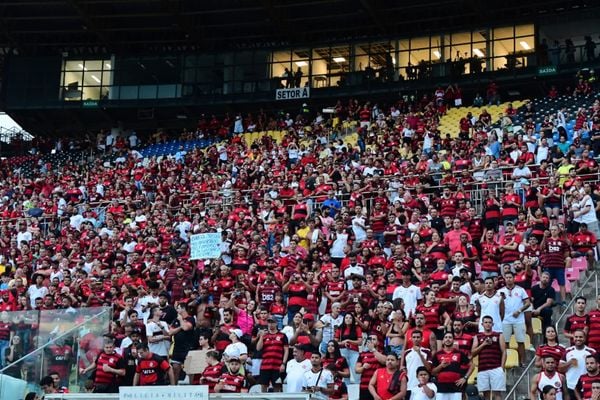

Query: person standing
left=355, top=335, right=387, bottom=400
left=79, top=338, right=126, bottom=393
left=214, top=357, right=248, bottom=393
left=499, top=271, right=531, bottom=367
left=541, top=225, right=570, bottom=305
left=194, top=350, right=223, bottom=391
left=431, top=332, right=472, bottom=400
left=562, top=330, right=596, bottom=399
left=256, top=316, right=289, bottom=392
left=145, top=306, right=171, bottom=359
left=133, top=342, right=175, bottom=386
left=285, top=345, right=312, bottom=393
left=587, top=295, right=600, bottom=354
left=368, top=353, right=406, bottom=400
left=168, top=302, right=195, bottom=383
left=315, top=302, right=344, bottom=354
left=531, top=271, right=556, bottom=330
left=392, top=270, right=423, bottom=318
left=476, top=277, right=505, bottom=333
left=401, top=330, right=433, bottom=398
left=472, top=316, right=507, bottom=400
left=530, top=356, right=568, bottom=400
left=301, top=352, right=334, bottom=400
left=575, top=354, right=600, bottom=400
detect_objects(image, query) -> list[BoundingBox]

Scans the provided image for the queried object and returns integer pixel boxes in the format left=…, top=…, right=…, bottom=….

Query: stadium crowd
left=2, top=75, right=600, bottom=400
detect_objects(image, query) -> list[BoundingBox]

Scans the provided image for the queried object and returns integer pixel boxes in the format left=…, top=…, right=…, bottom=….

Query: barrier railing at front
left=44, top=393, right=312, bottom=400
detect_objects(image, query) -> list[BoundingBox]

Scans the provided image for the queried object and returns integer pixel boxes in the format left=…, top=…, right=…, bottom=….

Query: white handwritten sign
left=120, top=385, right=208, bottom=399
left=190, top=232, right=222, bottom=260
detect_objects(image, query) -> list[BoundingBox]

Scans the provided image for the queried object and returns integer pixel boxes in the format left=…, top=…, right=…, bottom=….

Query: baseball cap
left=303, top=313, right=315, bottom=321
left=229, top=328, right=243, bottom=338
left=228, top=356, right=241, bottom=363
left=267, top=317, right=277, bottom=323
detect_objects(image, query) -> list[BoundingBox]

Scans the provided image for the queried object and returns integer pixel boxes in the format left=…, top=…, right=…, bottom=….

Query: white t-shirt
left=404, top=347, right=432, bottom=391
left=392, top=285, right=423, bottom=317
left=477, top=292, right=503, bottom=332
left=301, top=368, right=334, bottom=400
left=410, top=382, right=437, bottom=400
left=565, top=346, right=596, bottom=389
left=575, top=195, right=597, bottom=224
left=27, top=285, right=48, bottom=308
left=224, top=341, right=248, bottom=360
left=352, top=216, right=367, bottom=242
left=344, top=265, right=364, bottom=290
left=319, top=314, right=343, bottom=344
left=145, top=320, right=170, bottom=357
left=285, top=359, right=312, bottom=393
left=498, top=285, right=529, bottom=324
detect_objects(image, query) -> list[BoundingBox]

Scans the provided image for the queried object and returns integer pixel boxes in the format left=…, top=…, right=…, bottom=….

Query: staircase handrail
left=505, top=271, right=598, bottom=400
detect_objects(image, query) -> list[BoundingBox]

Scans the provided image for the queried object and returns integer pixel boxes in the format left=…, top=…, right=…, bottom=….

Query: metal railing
left=505, top=271, right=599, bottom=400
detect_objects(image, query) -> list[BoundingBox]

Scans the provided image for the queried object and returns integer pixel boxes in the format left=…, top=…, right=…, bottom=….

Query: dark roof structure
left=0, top=0, right=596, bottom=55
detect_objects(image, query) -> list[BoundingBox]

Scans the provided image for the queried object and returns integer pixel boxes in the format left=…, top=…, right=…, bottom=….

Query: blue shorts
left=544, top=267, right=566, bottom=286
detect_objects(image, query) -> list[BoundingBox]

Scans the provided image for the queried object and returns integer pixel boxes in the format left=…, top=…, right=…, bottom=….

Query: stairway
left=437, top=100, right=526, bottom=137
left=505, top=267, right=598, bottom=399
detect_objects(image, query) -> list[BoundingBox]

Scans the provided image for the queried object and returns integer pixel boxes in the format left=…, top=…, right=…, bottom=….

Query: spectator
left=300, top=351, right=334, bottom=400
left=563, top=330, right=596, bottom=399
left=285, top=345, right=312, bottom=393
left=575, top=354, right=600, bottom=400
left=530, top=355, right=568, bottom=400
left=368, top=352, right=406, bottom=400
left=499, top=271, right=531, bottom=366
left=530, top=271, right=556, bottom=330
left=431, top=331, right=472, bottom=400
left=214, top=356, right=248, bottom=393
left=535, top=326, right=566, bottom=368
left=79, top=338, right=126, bottom=393
left=472, top=315, right=507, bottom=400
left=133, top=342, right=175, bottom=386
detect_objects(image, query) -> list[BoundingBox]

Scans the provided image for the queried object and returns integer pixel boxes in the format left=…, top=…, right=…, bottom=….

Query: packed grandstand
left=1, top=71, right=600, bottom=400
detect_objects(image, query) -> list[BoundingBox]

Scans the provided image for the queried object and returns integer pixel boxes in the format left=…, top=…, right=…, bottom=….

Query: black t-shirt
left=531, top=284, right=556, bottom=309
left=159, top=305, right=177, bottom=325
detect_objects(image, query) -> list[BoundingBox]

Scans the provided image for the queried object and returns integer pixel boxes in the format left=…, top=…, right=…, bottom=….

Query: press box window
left=60, top=59, right=113, bottom=101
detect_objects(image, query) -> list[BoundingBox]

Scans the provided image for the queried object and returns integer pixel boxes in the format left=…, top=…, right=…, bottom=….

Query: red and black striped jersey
left=260, top=332, right=288, bottom=371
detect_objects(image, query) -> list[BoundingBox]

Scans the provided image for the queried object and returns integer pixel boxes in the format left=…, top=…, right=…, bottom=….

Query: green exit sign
left=538, top=66, right=558, bottom=76
left=82, top=100, right=98, bottom=108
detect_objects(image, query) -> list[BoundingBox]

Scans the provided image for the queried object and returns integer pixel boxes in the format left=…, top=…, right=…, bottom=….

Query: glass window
left=354, top=43, right=369, bottom=72
left=410, top=49, right=430, bottom=65
left=493, top=39, right=515, bottom=70
left=411, top=36, right=430, bottom=50
left=60, top=58, right=113, bottom=101
left=399, top=39, right=409, bottom=52
left=516, top=37, right=534, bottom=52
left=472, top=30, right=487, bottom=42
left=451, top=32, right=471, bottom=45
left=311, top=48, right=329, bottom=87
left=515, top=24, right=534, bottom=37
left=493, top=26, right=514, bottom=40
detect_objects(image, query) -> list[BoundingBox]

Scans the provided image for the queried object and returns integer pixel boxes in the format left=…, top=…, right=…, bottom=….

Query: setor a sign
left=276, top=87, right=310, bottom=100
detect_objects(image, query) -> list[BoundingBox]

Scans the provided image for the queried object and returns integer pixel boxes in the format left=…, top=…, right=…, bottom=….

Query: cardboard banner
left=190, top=232, right=222, bottom=260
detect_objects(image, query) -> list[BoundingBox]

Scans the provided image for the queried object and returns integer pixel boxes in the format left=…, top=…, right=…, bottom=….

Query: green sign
left=82, top=100, right=98, bottom=108
left=538, top=65, right=558, bottom=76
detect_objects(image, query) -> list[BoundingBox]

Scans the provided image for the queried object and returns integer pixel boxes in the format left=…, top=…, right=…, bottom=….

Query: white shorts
left=436, top=393, right=462, bottom=400
left=502, top=323, right=526, bottom=343
left=477, top=367, right=506, bottom=392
